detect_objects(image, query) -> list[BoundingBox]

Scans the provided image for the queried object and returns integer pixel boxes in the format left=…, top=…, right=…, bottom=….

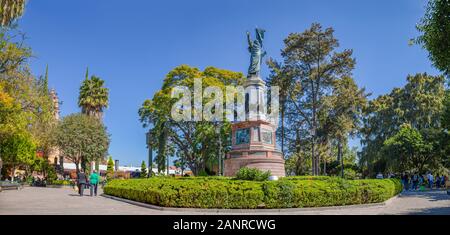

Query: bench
left=0, top=181, right=22, bottom=191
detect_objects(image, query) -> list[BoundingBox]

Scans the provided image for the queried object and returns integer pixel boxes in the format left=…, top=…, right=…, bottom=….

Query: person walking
left=89, top=170, right=100, bottom=196
left=436, top=175, right=441, bottom=189
left=418, top=174, right=424, bottom=190
left=441, top=175, right=446, bottom=189
left=412, top=173, right=419, bottom=190
left=77, top=170, right=87, bottom=196
left=401, top=173, right=407, bottom=191
left=427, top=172, right=434, bottom=190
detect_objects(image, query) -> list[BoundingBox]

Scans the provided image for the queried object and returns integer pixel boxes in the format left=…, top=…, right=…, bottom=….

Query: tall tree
left=0, top=27, right=31, bottom=74
left=270, top=23, right=356, bottom=175
left=78, top=71, right=109, bottom=120
left=416, top=0, right=450, bottom=77
left=360, top=73, right=446, bottom=176
left=0, top=0, right=26, bottom=27
left=1, top=30, right=55, bottom=164
left=53, top=113, right=110, bottom=173
left=33, top=65, right=57, bottom=160
left=266, top=58, right=293, bottom=158
left=443, top=90, right=450, bottom=130
left=325, top=76, right=368, bottom=177
left=139, top=65, right=244, bottom=175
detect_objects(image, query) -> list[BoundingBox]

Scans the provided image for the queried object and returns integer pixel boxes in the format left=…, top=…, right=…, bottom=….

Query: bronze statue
left=247, top=28, right=266, bottom=77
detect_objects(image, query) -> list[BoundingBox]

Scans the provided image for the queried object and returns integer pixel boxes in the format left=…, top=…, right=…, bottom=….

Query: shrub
left=284, top=176, right=333, bottom=181
left=197, top=170, right=209, bottom=177
left=235, top=167, right=271, bottom=181
left=50, top=180, right=71, bottom=186
left=104, top=176, right=402, bottom=209
left=46, top=166, right=57, bottom=184
left=106, top=156, right=114, bottom=180
left=343, top=169, right=358, bottom=180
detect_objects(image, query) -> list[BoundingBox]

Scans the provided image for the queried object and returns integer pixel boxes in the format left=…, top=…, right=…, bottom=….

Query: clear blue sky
left=19, top=0, right=439, bottom=166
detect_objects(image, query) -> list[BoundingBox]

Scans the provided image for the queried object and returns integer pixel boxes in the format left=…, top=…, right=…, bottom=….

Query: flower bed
left=103, top=177, right=402, bottom=209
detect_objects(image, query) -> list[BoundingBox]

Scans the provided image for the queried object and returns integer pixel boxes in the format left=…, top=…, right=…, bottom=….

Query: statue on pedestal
left=247, top=28, right=266, bottom=77
left=223, top=28, right=285, bottom=178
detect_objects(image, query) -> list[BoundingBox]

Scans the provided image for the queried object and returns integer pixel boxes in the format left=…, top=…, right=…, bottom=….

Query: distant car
left=376, top=173, right=384, bottom=179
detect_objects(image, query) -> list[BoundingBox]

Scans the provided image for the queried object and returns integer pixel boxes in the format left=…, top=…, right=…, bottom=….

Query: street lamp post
left=215, top=122, right=223, bottom=176
left=0, top=155, right=3, bottom=180
left=146, top=130, right=153, bottom=178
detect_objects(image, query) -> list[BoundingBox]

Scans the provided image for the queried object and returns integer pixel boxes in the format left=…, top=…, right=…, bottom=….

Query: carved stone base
left=224, top=154, right=285, bottom=177
left=224, top=119, right=286, bottom=177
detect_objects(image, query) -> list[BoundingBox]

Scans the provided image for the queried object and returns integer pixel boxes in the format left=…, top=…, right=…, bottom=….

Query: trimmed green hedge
left=49, top=180, right=72, bottom=186
left=103, top=177, right=402, bottom=209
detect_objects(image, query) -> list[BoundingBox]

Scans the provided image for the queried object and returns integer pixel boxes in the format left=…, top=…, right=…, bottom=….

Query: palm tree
left=78, top=68, right=109, bottom=120
left=0, top=0, right=26, bottom=27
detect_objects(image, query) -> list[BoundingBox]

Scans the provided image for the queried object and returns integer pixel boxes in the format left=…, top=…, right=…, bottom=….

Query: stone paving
left=0, top=187, right=449, bottom=215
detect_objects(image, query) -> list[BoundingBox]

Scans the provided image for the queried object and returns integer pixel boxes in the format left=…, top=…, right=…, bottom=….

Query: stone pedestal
left=224, top=120, right=285, bottom=177
left=224, top=74, right=285, bottom=177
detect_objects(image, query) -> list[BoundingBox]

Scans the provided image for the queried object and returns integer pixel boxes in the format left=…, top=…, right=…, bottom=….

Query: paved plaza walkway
left=0, top=187, right=449, bottom=215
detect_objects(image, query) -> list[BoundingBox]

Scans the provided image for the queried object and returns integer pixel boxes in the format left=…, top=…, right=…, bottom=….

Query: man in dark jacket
left=77, top=170, right=87, bottom=196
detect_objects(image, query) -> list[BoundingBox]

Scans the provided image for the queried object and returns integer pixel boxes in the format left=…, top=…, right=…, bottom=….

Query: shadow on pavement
left=406, top=206, right=450, bottom=215
left=400, top=190, right=449, bottom=202
left=400, top=190, right=450, bottom=215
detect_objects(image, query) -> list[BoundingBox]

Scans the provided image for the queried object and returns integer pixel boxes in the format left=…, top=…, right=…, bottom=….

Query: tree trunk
left=295, top=129, right=302, bottom=175
left=166, top=155, right=170, bottom=175
left=311, top=135, right=316, bottom=175
left=75, top=161, right=80, bottom=174
left=338, top=140, right=344, bottom=178
left=281, top=104, right=285, bottom=158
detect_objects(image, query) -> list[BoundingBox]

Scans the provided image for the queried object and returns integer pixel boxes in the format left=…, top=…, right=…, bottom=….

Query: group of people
left=76, top=169, right=100, bottom=196
left=401, top=172, right=447, bottom=191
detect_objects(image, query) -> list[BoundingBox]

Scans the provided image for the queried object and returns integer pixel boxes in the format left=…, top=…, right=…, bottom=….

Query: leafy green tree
left=0, top=28, right=31, bottom=74
left=360, top=73, right=446, bottom=176
left=268, top=23, right=357, bottom=175
left=443, top=90, right=450, bottom=130
left=1, top=28, right=56, bottom=162
left=0, top=81, right=25, bottom=135
left=139, top=65, right=244, bottom=175
left=140, top=160, right=147, bottom=178
left=78, top=70, right=109, bottom=120
left=0, top=131, right=35, bottom=181
left=416, top=0, right=450, bottom=77
left=33, top=66, right=58, bottom=159
left=53, top=113, right=110, bottom=173
left=0, top=12, right=59, bottom=180
left=106, top=156, right=114, bottom=180
left=383, top=124, right=435, bottom=173
left=266, top=59, right=293, bottom=157
left=31, top=157, right=57, bottom=183
left=0, top=0, right=26, bottom=27
left=173, top=153, right=187, bottom=176
left=325, top=76, right=368, bottom=176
